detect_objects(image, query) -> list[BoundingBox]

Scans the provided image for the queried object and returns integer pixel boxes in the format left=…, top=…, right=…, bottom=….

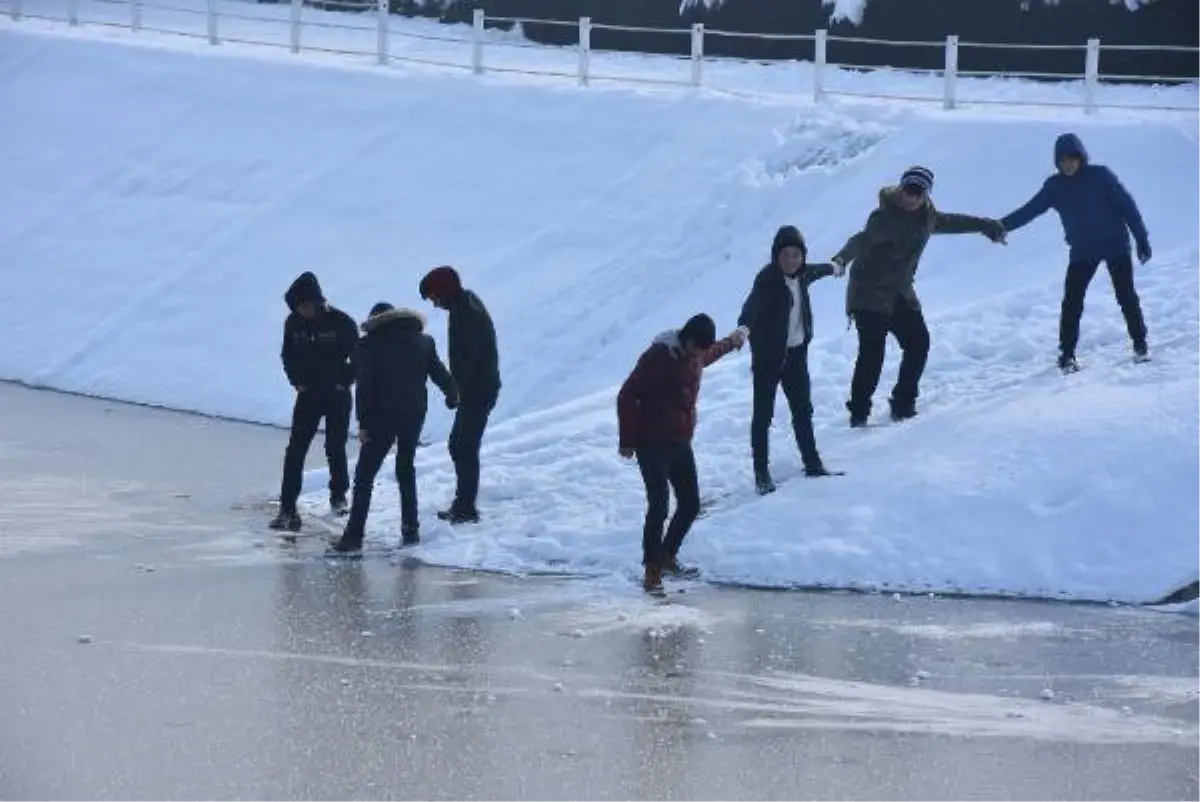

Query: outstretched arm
left=803, top=263, right=836, bottom=285
left=701, top=335, right=738, bottom=368
left=427, top=339, right=458, bottom=404
left=1000, top=181, right=1053, bottom=234
left=1101, top=167, right=1150, bottom=254
left=933, top=210, right=1005, bottom=241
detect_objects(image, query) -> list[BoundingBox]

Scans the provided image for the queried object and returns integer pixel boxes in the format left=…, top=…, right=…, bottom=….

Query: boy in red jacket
left=617, top=313, right=746, bottom=595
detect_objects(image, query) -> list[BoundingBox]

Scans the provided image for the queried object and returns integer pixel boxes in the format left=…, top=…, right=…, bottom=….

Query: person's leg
left=1059, top=259, right=1101, bottom=364
left=445, top=393, right=496, bottom=519
left=750, top=368, right=780, bottom=485
left=1104, top=254, right=1148, bottom=354
left=779, top=346, right=823, bottom=471
left=336, top=429, right=394, bottom=550
left=848, top=311, right=889, bottom=425
left=661, top=444, right=700, bottom=572
left=275, top=392, right=321, bottom=526
left=635, top=444, right=672, bottom=572
left=394, top=414, right=425, bottom=541
left=888, top=303, right=931, bottom=419
left=322, top=388, right=352, bottom=509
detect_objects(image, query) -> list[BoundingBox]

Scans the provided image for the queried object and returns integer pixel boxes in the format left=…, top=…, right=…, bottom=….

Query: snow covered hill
left=0, top=26, right=1196, bottom=603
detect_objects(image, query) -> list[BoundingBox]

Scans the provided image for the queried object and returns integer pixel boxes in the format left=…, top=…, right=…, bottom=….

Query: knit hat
left=900, top=165, right=934, bottom=195
left=771, top=225, right=808, bottom=263
left=419, top=265, right=462, bottom=302
left=679, top=313, right=717, bottom=350
left=368, top=301, right=395, bottom=318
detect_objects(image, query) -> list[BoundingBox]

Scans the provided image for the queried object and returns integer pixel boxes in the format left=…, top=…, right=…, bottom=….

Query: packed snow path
left=0, top=30, right=1196, bottom=603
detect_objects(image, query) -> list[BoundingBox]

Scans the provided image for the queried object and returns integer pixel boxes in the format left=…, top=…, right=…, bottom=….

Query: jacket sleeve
left=426, top=337, right=458, bottom=403
left=737, top=272, right=766, bottom=330
left=1000, top=180, right=1053, bottom=233
left=617, top=351, right=654, bottom=450
left=803, top=263, right=835, bottom=285
left=701, top=336, right=737, bottom=368
left=833, top=210, right=885, bottom=266
left=1101, top=167, right=1150, bottom=251
left=281, top=318, right=300, bottom=388
left=452, top=302, right=483, bottom=391
left=932, top=210, right=994, bottom=235
left=353, top=340, right=375, bottom=431
left=337, top=313, right=359, bottom=388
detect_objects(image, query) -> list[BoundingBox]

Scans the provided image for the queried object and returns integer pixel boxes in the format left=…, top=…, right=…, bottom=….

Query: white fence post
left=1084, top=38, right=1100, bottom=114
left=578, top=16, right=591, bottom=87
left=289, top=0, right=301, bottom=53
left=690, top=23, right=704, bottom=87
left=67, top=0, right=78, bottom=26
left=207, top=0, right=218, bottom=45
left=376, top=0, right=388, bottom=65
left=132, top=0, right=142, bottom=32
left=942, top=34, right=958, bottom=110
left=10, top=0, right=20, bottom=22
left=813, top=29, right=827, bottom=102
left=472, top=8, right=484, bottom=75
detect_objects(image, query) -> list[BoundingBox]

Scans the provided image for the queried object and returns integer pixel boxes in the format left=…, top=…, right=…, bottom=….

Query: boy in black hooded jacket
left=270, top=272, right=359, bottom=533
left=329, top=303, right=458, bottom=555
left=738, top=225, right=840, bottom=494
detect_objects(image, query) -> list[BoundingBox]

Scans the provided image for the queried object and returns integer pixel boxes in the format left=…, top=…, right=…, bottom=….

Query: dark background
left=370, top=0, right=1198, bottom=82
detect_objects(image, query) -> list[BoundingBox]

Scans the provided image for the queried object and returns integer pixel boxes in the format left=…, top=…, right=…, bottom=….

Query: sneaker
left=846, top=400, right=870, bottom=428
left=326, top=532, right=363, bottom=558
left=804, top=464, right=831, bottom=477
left=662, top=557, right=700, bottom=579
left=755, top=471, right=777, bottom=496
left=400, top=523, right=420, bottom=547
left=1133, top=341, right=1150, bottom=362
left=269, top=509, right=302, bottom=532
left=1058, top=354, right=1080, bottom=374
left=888, top=399, right=917, bottom=422
left=437, top=506, right=480, bottom=525
left=330, top=495, right=349, bottom=517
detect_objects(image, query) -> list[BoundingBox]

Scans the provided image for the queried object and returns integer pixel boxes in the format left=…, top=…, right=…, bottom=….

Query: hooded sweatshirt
left=1000, top=133, right=1149, bottom=263
left=280, top=272, right=359, bottom=391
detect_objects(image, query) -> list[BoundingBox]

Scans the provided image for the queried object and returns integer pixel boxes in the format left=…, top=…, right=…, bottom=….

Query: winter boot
left=330, top=494, right=349, bottom=517
left=326, top=531, right=363, bottom=559
left=400, top=522, right=420, bottom=547
left=804, top=463, right=833, bottom=477
left=269, top=509, right=302, bottom=533
left=846, top=400, right=869, bottom=428
left=437, top=503, right=480, bottom=525
left=643, top=563, right=665, bottom=596
left=1057, top=353, right=1080, bottom=374
left=755, top=469, right=777, bottom=496
left=1133, top=340, right=1150, bottom=362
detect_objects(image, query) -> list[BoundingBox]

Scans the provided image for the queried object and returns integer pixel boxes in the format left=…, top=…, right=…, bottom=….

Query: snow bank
left=1, top=29, right=1196, bottom=602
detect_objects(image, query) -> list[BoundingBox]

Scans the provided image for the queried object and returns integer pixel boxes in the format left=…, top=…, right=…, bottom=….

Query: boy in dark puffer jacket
left=329, top=303, right=457, bottom=556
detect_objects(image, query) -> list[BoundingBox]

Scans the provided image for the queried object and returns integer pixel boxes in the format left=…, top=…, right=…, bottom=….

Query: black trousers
left=751, top=345, right=821, bottom=475
left=341, top=414, right=425, bottom=547
left=1060, top=254, right=1147, bottom=357
left=849, top=299, right=930, bottom=417
left=279, top=387, right=351, bottom=511
left=635, top=442, right=700, bottom=567
left=448, top=391, right=497, bottom=511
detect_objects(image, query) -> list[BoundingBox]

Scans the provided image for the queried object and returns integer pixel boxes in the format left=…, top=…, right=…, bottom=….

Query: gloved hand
left=445, top=395, right=460, bottom=410
left=732, top=326, right=750, bottom=348
left=1137, top=242, right=1152, bottom=264
left=982, top=219, right=1007, bottom=244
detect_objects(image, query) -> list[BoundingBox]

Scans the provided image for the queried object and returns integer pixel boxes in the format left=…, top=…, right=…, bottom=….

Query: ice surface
left=0, top=22, right=1196, bottom=603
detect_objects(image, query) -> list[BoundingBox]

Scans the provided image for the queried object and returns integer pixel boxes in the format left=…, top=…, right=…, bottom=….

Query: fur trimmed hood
left=361, top=306, right=426, bottom=333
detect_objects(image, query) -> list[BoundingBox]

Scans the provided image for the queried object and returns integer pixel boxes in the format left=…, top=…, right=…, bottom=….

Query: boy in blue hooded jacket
left=1000, top=133, right=1151, bottom=373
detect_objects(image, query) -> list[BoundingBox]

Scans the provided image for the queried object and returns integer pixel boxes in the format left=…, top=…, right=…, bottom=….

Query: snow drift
left=0, top=27, right=1196, bottom=603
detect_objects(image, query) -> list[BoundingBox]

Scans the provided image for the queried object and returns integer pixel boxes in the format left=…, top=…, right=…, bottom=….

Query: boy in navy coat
left=1000, top=133, right=1152, bottom=373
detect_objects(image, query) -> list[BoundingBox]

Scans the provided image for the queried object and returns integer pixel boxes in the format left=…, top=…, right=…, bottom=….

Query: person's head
left=678, top=313, right=716, bottom=357
left=285, top=271, right=325, bottom=320
left=897, top=166, right=934, bottom=212
left=419, top=265, right=463, bottom=310
left=1054, top=133, right=1088, bottom=177
left=771, top=225, right=807, bottom=276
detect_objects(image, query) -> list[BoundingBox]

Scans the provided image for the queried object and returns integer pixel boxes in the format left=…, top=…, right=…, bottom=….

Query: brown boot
left=643, top=563, right=664, bottom=595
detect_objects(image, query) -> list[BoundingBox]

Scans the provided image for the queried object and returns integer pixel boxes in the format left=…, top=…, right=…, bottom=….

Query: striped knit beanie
left=900, top=165, right=934, bottom=194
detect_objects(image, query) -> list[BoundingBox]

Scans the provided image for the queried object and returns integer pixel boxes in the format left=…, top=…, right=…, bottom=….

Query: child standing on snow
left=617, top=313, right=746, bottom=595
left=738, top=225, right=842, bottom=495
left=328, top=303, right=457, bottom=557
left=999, top=133, right=1152, bottom=373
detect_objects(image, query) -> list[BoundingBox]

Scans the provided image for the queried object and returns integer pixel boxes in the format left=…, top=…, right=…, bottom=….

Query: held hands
left=982, top=219, right=1007, bottom=244
left=358, top=429, right=369, bottom=444
left=445, top=394, right=460, bottom=410
left=618, top=446, right=635, bottom=460
left=830, top=257, right=847, bottom=278
left=731, top=326, right=750, bottom=349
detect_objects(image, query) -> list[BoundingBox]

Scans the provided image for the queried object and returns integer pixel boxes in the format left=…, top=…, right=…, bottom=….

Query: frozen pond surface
left=0, top=383, right=1195, bottom=800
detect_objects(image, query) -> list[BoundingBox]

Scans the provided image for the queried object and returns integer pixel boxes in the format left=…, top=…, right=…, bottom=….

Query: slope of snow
left=1, top=27, right=1197, bottom=603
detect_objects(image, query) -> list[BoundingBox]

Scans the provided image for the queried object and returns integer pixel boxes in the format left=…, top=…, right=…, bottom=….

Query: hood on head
left=771, top=225, right=807, bottom=265
left=285, top=271, right=324, bottom=311
left=362, top=306, right=427, bottom=334
left=1054, top=133, right=1089, bottom=167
